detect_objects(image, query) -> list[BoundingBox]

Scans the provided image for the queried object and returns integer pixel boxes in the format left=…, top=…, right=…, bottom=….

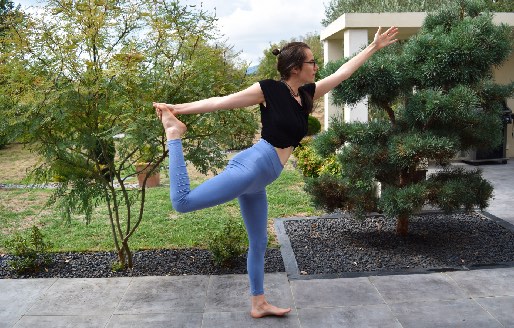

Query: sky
left=14, top=0, right=327, bottom=66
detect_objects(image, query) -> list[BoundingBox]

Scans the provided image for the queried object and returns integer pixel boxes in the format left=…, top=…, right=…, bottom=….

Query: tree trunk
left=396, top=214, right=409, bottom=236
left=121, top=241, right=133, bottom=269
left=117, top=249, right=126, bottom=268
left=115, top=242, right=133, bottom=269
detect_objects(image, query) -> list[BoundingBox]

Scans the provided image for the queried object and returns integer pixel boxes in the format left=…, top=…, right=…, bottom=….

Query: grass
left=0, top=143, right=41, bottom=184
left=0, top=144, right=322, bottom=254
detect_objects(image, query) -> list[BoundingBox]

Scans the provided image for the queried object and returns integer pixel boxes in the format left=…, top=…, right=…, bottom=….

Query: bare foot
left=153, top=102, right=186, bottom=140
left=250, top=296, right=291, bottom=318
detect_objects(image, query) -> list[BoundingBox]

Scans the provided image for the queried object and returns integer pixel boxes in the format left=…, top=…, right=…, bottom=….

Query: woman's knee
left=170, top=196, right=191, bottom=213
left=249, top=237, right=268, bottom=254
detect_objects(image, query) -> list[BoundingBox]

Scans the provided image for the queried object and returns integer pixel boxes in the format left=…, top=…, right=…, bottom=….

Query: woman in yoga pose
left=154, top=26, right=398, bottom=318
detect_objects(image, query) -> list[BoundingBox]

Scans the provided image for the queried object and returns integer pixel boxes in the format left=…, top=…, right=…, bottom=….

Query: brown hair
left=272, top=42, right=314, bottom=114
left=272, top=42, right=310, bottom=80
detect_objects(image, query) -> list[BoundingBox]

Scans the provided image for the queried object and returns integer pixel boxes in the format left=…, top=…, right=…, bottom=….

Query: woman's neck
left=282, top=79, right=301, bottom=97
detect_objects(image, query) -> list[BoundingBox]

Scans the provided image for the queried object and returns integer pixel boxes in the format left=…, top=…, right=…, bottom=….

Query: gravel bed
left=284, top=212, right=514, bottom=275
left=3, top=211, right=513, bottom=279
left=0, top=248, right=284, bottom=279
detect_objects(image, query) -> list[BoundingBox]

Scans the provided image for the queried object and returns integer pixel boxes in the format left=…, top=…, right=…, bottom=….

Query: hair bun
left=272, top=48, right=281, bottom=56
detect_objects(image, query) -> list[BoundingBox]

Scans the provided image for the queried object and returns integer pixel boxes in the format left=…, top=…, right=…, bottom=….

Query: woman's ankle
left=251, top=294, right=266, bottom=307
left=166, top=131, right=182, bottom=140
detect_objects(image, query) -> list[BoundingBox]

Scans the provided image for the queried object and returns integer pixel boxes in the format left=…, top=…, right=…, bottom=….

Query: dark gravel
left=284, top=212, right=514, bottom=275
left=0, top=248, right=285, bottom=279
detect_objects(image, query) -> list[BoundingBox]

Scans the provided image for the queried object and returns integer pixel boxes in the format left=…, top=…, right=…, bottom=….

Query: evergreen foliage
left=311, top=0, right=514, bottom=235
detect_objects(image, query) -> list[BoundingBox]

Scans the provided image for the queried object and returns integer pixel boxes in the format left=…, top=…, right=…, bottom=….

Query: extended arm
left=155, top=82, right=264, bottom=115
left=313, top=26, right=399, bottom=100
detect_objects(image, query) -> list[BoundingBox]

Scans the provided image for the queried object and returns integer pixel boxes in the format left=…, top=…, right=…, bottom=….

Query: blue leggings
left=167, top=138, right=283, bottom=296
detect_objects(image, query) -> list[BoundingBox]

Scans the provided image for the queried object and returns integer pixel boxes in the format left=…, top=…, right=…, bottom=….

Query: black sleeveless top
left=259, top=79, right=316, bottom=148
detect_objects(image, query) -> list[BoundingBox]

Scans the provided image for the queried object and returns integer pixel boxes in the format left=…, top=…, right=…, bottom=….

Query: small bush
left=0, top=122, right=10, bottom=149
left=0, top=136, right=8, bottom=149
left=293, top=139, right=341, bottom=178
left=208, top=219, right=248, bottom=267
left=111, top=261, right=125, bottom=272
left=307, top=115, right=321, bottom=136
left=6, top=226, right=53, bottom=274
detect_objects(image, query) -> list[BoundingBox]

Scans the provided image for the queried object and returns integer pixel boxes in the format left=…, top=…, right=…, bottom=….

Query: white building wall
left=343, top=29, right=369, bottom=123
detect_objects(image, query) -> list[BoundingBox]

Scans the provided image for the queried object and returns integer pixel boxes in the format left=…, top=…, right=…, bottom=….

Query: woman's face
left=298, top=48, right=318, bottom=83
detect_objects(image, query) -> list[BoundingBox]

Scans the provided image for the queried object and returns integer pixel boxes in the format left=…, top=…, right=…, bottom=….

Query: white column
left=323, top=39, right=344, bottom=130
left=343, top=29, right=369, bottom=123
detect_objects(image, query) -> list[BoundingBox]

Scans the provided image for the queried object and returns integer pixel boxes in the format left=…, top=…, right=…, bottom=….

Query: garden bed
left=0, top=248, right=285, bottom=279
left=2, top=211, right=514, bottom=279
left=283, top=211, right=514, bottom=276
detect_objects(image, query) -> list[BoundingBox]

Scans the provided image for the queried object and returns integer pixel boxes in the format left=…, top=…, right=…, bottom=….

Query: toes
left=155, top=108, right=162, bottom=120
left=251, top=306, right=291, bottom=318
left=153, top=102, right=165, bottom=110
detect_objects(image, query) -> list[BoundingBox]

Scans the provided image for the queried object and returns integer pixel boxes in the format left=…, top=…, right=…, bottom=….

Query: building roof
left=321, top=12, right=514, bottom=41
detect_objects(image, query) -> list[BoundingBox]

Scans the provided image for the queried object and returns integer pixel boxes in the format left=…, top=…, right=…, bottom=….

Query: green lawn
left=0, top=144, right=321, bottom=253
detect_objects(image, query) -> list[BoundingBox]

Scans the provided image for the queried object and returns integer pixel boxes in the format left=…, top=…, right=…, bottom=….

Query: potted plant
left=135, top=145, right=160, bottom=188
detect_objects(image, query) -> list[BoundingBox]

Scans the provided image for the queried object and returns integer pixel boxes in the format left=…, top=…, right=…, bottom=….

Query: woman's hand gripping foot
left=153, top=102, right=187, bottom=140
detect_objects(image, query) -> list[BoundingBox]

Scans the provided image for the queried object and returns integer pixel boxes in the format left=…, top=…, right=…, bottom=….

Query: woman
left=154, top=26, right=398, bottom=318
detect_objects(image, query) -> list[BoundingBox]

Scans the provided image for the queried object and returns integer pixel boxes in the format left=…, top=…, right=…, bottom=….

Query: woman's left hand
left=373, top=26, right=399, bottom=50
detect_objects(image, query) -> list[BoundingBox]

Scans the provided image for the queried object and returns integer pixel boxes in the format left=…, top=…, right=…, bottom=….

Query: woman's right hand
left=153, top=102, right=176, bottom=119
left=372, top=26, right=399, bottom=50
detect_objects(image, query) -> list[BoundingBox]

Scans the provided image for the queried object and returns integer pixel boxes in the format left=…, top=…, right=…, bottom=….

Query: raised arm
left=313, top=26, right=399, bottom=100
left=154, top=82, right=265, bottom=115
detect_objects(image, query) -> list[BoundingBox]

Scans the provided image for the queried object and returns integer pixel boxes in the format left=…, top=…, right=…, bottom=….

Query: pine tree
left=310, top=0, right=514, bottom=236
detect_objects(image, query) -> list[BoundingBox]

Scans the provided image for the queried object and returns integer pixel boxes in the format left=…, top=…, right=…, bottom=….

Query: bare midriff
left=274, top=146, right=294, bottom=167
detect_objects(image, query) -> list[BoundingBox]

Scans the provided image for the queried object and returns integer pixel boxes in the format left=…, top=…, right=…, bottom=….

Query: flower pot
left=135, top=163, right=160, bottom=188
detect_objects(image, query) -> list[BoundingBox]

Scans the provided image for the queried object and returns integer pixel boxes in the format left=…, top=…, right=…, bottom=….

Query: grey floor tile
left=115, top=275, right=208, bottom=314
left=0, top=314, right=20, bottom=328
left=298, top=304, right=402, bottom=328
left=447, top=268, right=514, bottom=297
left=202, top=311, right=300, bottom=328
left=12, top=315, right=110, bottom=328
left=370, top=273, right=467, bottom=303
left=476, top=295, right=514, bottom=327
left=205, top=273, right=293, bottom=313
left=26, top=278, right=131, bottom=316
left=390, top=299, right=502, bottom=328
left=291, top=277, right=384, bottom=309
left=106, top=313, right=203, bottom=328
left=205, top=274, right=249, bottom=313
left=0, top=279, right=56, bottom=328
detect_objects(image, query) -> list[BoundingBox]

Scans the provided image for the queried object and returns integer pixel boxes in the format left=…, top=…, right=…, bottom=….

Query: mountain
left=246, top=65, right=258, bottom=75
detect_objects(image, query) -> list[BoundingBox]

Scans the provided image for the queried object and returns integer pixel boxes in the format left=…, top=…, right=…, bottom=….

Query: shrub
left=0, top=121, right=11, bottom=149
left=293, top=139, right=341, bottom=178
left=111, top=261, right=125, bottom=272
left=0, top=134, right=8, bottom=149
left=307, top=115, right=321, bottom=136
left=6, top=226, right=53, bottom=274
left=208, top=218, right=248, bottom=267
